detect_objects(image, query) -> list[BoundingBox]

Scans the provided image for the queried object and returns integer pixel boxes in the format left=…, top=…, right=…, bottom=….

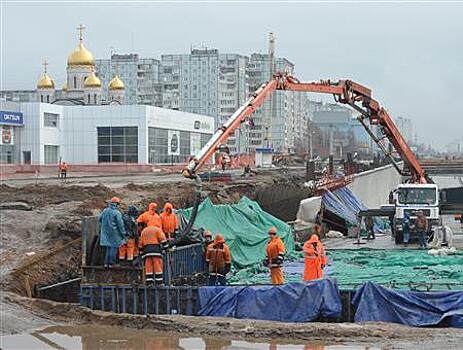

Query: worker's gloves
left=160, top=240, right=169, bottom=251
left=271, top=254, right=284, bottom=266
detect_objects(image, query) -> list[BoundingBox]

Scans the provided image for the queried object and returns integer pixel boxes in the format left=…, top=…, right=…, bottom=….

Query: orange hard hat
left=148, top=202, right=158, bottom=211
left=268, top=227, right=277, bottom=235
left=307, top=234, right=320, bottom=244
left=214, top=234, right=225, bottom=244
left=111, top=197, right=121, bottom=204
left=164, top=202, right=173, bottom=210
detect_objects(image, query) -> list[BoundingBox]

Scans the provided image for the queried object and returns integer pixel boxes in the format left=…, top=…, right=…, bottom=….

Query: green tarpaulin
left=180, top=196, right=295, bottom=269
left=229, top=249, right=463, bottom=290
left=329, top=249, right=463, bottom=289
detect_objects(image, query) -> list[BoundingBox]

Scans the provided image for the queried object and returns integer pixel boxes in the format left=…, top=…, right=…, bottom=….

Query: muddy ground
left=3, top=291, right=463, bottom=349
left=0, top=170, right=305, bottom=287
left=0, top=170, right=311, bottom=335
left=2, top=170, right=462, bottom=348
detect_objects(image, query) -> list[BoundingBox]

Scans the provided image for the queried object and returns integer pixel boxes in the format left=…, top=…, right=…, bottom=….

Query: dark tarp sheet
left=352, top=282, right=463, bottom=327
left=322, top=189, right=360, bottom=226
left=175, top=211, right=205, bottom=246
left=197, top=279, right=342, bottom=322
left=323, top=188, right=385, bottom=231
left=334, top=187, right=368, bottom=213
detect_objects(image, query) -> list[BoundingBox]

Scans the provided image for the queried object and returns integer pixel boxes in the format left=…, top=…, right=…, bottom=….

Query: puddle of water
left=0, top=325, right=379, bottom=350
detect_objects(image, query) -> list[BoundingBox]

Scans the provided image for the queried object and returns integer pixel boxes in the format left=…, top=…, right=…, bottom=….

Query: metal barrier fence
left=79, top=284, right=356, bottom=321
left=82, top=216, right=207, bottom=285
left=80, top=285, right=200, bottom=316
left=163, top=243, right=206, bottom=285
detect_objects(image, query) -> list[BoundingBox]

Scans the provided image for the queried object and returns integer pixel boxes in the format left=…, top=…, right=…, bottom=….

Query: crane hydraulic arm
left=182, top=72, right=427, bottom=184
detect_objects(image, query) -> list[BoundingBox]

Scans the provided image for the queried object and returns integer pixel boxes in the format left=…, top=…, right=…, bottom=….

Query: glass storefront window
left=148, top=127, right=211, bottom=164
left=44, top=145, right=59, bottom=164
left=97, top=126, right=138, bottom=163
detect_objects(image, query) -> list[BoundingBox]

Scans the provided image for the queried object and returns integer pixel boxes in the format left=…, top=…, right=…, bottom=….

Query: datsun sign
left=0, top=110, right=24, bottom=126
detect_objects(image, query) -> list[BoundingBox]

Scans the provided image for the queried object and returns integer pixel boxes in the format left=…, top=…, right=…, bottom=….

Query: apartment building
left=95, top=54, right=162, bottom=106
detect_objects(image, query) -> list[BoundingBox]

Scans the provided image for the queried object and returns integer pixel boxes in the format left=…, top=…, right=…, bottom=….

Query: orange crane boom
left=183, top=73, right=427, bottom=184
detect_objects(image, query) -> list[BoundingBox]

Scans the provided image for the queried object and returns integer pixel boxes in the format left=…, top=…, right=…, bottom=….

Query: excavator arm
left=182, top=72, right=427, bottom=184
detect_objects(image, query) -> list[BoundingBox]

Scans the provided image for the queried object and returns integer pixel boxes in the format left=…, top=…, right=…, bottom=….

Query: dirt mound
left=0, top=184, right=116, bottom=208
left=120, top=182, right=196, bottom=210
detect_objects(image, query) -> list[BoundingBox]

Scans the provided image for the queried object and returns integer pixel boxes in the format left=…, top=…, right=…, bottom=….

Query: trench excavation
left=1, top=170, right=309, bottom=304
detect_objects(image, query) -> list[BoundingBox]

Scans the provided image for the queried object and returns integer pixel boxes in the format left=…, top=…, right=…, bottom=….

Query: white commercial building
left=2, top=102, right=214, bottom=165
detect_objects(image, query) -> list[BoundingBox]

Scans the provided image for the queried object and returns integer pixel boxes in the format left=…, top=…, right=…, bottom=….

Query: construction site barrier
left=78, top=282, right=463, bottom=326
left=80, top=285, right=200, bottom=316
left=163, top=243, right=206, bottom=285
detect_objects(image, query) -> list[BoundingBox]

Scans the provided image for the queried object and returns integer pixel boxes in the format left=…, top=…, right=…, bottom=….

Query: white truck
left=392, top=184, right=440, bottom=244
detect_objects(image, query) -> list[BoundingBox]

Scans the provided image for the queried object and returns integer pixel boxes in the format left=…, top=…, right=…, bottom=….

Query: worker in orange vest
left=265, top=227, right=286, bottom=285
left=160, top=202, right=179, bottom=243
left=205, top=234, right=232, bottom=286
left=303, top=233, right=323, bottom=281
left=137, top=202, right=162, bottom=228
left=139, top=226, right=168, bottom=285
left=59, top=161, right=68, bottom=180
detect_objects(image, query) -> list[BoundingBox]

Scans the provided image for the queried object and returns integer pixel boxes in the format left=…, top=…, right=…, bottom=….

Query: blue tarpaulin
left=352, top=282, right=463, bottom=327
left=322, top=188, right=366, bottom=226
left=197, top=279, right=342, bottom=322
left=334, top=187, right=368, bottom=213
left=322, top=188, right=386, bottom=231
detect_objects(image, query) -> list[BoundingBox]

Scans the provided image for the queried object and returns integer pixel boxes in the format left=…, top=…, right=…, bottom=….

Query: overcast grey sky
left=2, top=1, right=462, bottom=149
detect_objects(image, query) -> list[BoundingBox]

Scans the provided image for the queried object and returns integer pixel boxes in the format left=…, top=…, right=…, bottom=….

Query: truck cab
left=393, top=184, right=440, bottom=244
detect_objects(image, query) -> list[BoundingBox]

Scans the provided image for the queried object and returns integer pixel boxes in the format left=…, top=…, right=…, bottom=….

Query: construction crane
left=181, top=73, right=438, bottom=244
left=183, top=72, right=427, bottom=184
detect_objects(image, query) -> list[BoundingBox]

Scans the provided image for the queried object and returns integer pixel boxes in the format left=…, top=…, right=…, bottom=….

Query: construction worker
left=265, top=227, right=286, bottom=285
left=139, top=226, right=168, bottom=285
left=366, top=216, right=375, bottom=240
left=59, top=161, right=68, bottom=180
left=119, top=205, right=139, bottom=265
left=205, top=234, right=232, bottom=286
left=99, top=197, right=126, bottom=268
left=203, top=231, right=213, bottom=249
left=137, top=202, right=162, bottom=228
left=303, top=234, right=322, bottom=281
left=160, top=202, right=179, bottom=243
left=416, top=210, right=428, bottom=249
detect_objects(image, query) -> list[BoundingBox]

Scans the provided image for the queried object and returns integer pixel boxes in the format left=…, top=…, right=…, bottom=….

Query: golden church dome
left=67, top=41, right=94, bottom=67
left=61, top=82, right=67, bottom=91
left=37, top=73, right=55, bottom=89
left=84, top=72, right=101, bottom=88
left=108, top=75, right=125, bottom=90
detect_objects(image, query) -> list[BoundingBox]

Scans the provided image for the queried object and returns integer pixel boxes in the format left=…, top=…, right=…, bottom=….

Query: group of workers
left=98, top=197, right=179, bottom=285
left=99, top=197, right=328, bottom=286
left=203, top=225, right=327, bottom=286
